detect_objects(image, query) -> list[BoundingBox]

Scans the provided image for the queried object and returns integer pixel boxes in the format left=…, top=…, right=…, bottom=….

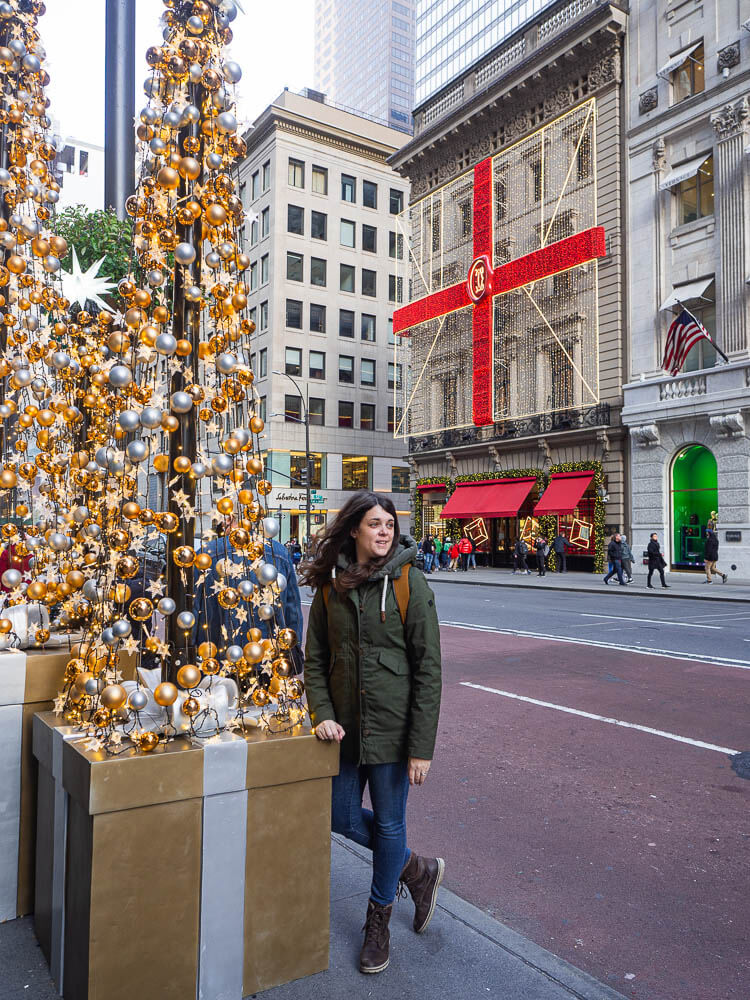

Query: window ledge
left=669, top=215, right=714, bottom=247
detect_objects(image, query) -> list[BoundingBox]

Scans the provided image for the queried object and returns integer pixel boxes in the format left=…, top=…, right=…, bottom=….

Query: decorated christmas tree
left=0, top=0, right=305, bottom=753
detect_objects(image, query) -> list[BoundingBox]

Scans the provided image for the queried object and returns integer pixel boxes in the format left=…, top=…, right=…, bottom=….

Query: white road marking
left=439, top=620, right=750, bottom=670
left=577, top=613, right=721, bottom=630
left=460, top=682, right=739, bottom=756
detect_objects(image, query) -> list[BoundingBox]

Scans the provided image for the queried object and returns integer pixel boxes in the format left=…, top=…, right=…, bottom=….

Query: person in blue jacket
left=192, top=523, right=303, bottom=654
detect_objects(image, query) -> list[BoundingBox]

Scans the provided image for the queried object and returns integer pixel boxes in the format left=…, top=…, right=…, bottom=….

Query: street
left=304, top=580, right=750, bottom=1000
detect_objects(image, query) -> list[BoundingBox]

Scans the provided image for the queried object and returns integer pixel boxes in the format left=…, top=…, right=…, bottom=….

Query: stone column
left=711, top=98, right=750, bottom=357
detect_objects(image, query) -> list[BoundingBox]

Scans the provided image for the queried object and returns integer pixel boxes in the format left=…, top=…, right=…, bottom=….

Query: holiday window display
left=392, top=98, right=604, bottom=438
left=0, top=0, right=305, bottom=755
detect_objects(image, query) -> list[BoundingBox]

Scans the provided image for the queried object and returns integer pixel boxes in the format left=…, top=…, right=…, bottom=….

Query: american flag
left=662, top=309, right=717, bottom=376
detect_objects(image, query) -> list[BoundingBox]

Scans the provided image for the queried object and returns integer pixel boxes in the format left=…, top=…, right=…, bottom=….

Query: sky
left=40, top=0, right=315, bottom=146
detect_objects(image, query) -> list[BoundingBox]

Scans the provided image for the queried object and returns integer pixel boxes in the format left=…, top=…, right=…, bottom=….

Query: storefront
left=267, top=489, right=328, bottom=547
left=670, top=445, right=718, bottom=570
left=415, top=468, right=604, bottom=571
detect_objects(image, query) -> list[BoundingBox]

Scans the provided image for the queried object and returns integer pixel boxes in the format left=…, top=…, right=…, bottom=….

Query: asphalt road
left=428, top=579, right=750, bottom=667
left=301, top=581, right=750, bottom=1000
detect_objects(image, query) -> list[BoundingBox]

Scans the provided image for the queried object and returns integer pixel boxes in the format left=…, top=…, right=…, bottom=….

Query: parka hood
left=335, top=534, right=418, bottom=581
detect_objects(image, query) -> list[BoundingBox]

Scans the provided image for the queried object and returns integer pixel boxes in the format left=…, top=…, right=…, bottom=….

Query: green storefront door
left=671, top=445, right=718, bottom=569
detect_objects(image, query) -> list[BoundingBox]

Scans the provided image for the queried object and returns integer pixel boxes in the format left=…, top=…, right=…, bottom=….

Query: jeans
left=555, top=552, right=567, bottom=572
left=423, top=552, right=433, bottom=573
left=604, top=559, right=625, bottom=584
left=468, top=552, right=476, bottom=569
left=331, top=760, right=411, bottom=906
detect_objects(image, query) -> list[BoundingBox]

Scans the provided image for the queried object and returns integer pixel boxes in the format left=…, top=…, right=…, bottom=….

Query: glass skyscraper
left=314, top=0, right=416, bottom=133
left=415, top=0, right=558, bottom=107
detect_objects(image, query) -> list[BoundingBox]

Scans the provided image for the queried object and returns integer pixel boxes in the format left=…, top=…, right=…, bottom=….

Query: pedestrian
left=535, top=535, right=548, bottom=576
left=302, top=492, right=444, bottom=975
left=552, top=531, right=568, bottom=573
left=458, top=535, right=472, bottom=571
left=467, top=536, right=477, bottom=570
left=434, top=535, right=443, bottom=571
left=703, top=528, right=727, bottom=584
left=423, top=534, right=435, bottom=574
left=449, top=541, right=460, bottom=571
left=440, top=538, right=451, bottom=570
left=603, top=533, right=626, bottom=586
left=513, top=536, right=529, bottom=574
left=620, top=533, right=634, bottom=583
left=646, top=532, right=669, bottom=589
left=193, top=520, right=304, bottom=653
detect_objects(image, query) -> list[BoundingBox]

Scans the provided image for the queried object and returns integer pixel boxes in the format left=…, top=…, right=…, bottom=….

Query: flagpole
left=675, top=299, right=730, bottom=364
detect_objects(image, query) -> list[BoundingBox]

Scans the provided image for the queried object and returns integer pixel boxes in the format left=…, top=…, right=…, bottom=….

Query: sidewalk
left=424, top=565, right=750, bottom=602
left=0, top=837, right=628, bottom=1000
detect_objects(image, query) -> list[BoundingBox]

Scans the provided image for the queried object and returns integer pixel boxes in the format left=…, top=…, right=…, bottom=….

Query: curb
left=425, top=574, right=750, bottom=604
left=333, top=835, right=629, bottom=1000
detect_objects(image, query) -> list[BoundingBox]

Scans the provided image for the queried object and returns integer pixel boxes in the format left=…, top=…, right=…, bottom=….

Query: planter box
left=33, top=712, right=339, bottom=1000
left=0, top=649, right=71, bottom=921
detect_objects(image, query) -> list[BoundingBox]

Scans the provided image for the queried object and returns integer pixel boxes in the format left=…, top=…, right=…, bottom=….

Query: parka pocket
left=377, top=650, right=408, bottom=675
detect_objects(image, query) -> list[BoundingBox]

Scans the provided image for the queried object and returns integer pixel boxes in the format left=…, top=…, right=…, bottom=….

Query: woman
left=302, top=492, right=443, bottom=974
left=647, top=532, right=669, bottom=589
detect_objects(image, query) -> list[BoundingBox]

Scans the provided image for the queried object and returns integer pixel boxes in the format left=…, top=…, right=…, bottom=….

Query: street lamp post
left=273, top=371, right=311, bottom=553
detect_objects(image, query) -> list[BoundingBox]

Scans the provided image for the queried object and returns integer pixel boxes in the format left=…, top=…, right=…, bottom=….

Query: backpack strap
left=392, top=565, right=410, bottom=626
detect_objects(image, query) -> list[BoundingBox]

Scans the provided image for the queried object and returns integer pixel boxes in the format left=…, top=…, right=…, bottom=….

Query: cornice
left=246, top=110, right=397, bottom=167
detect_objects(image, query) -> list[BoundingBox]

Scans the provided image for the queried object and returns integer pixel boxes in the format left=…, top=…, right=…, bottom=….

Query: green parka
left=304, top=536, right=442, bottom=765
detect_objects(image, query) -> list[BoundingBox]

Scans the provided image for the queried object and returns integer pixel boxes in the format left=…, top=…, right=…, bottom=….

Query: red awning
left=440, top=478, right=537, bottom=519
left=417, top=482, right=447, bottom=492
left=534, top=471, right=594, bottom=515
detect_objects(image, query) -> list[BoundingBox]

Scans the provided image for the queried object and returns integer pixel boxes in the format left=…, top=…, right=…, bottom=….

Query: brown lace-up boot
left=399, top=853, right=445, bottom=933
left=359, top=900, right=393, bottom=974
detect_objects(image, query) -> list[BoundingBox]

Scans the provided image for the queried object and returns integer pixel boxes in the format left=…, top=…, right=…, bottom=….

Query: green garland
left=414, top=461, right=606, bottom=572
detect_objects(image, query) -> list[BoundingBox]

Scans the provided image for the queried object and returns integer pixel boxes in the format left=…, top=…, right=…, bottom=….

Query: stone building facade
left=389, top=0, right=629, bottom=571
left=621, top=2, right=750, bottom=576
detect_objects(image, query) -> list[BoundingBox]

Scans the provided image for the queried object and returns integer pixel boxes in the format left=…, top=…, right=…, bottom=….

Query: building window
left=250, top=218, right=259, bottom=245
left=672, top=43, right=705, bottom=102
left=388, top=362, right=402, bottom=390
left=338, top=401, right=354, bottom=428
left=79, top=150, right=89, bottom=176
left=360, top=403, right=375, bottom=430
left=390, top=189, right=403, bottom=215
left=288, top=158, right=304, bottom=188
left=342, top=455, right=371, bottom=490
left=260, top=301, right=268, bottom=331
left=340, top=219, right=355, bottom=247
left=392, top=466, right=409, bottom=492
left=388, top=319, right=395, bottom=346
left=577, top=132, right=592, bottom=180
left=261, top=253, right=269, bottom=284
left=261, top=206, right=270, bottom=237
left=311, top=210, right=327, bottom=240
left=310, top=257, right=327, bottom=286
left=531, top=160, right=542, bottom=202
left=262, top=160, right=270, bottom=190
left=388, top=274, right=403, bottom=303
left=339, top=309, right=355, bottom=338
left=495, top=175, right=507, bottom=222
left=259, top=347, right=267, bottom=377
left=682, top=298, right=717, bottom=372
left=460, top=199, right=472, bottom=239
left=285, top=346, right=302, bottom=376
left=339, top=355, right=354, bottom=384
left=389, top=230, right=404, bottom=259
left=340, top=263, right=355, bottom=293
left=285, top=394, right=302, bottom=422
left=286, top=299, right=302, bottom=329
left=312, top=165, right=328, bottom=195
left=310, top=303, right=326, bottom=333
left=287, top=251, right=303, bottom=282
left=291, top=452, right=322, bottom=489
left=249, top=260, right=258, bottom=291
left=251, top=171, right=260, bottom=200
left=363, top=180, right=377, bottom=209
left=361, top=358, right=376, bottom=387
left=677, top=155, right=714, bottom=225
left=287, top=204, right=304, bottom=235
left=361, top=314, right=376, bottom=342
left=341, top=173, right=356, bottom=202
left=309, top=350, right=325, bottom=380
left=362, top=269, right=377, bottom=297
left=258, top=396, right=267, bottom=421
left=387, top=406, right=403, bottom=433
left=362, top=224, right=377, bottom=253
left=309, top=398, right=325, bottom=426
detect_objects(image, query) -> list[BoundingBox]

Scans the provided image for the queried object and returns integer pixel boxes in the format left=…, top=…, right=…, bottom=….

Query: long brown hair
left=299, top=491, right=400, bottom=593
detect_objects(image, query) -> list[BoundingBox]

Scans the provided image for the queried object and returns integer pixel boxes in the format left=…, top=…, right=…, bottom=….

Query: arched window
left=671, top=445, right=717, bottom=569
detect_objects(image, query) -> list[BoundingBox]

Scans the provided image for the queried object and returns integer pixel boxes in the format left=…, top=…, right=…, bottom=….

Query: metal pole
left=104, top=0, right=136, bottom=217
left=304, top=385, right=311, bottom=554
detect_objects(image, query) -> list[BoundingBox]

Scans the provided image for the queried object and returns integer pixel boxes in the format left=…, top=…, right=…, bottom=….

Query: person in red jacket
left=458, top=536, right=472, bottom=572
left=449, top=542, right=460, bottom=571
